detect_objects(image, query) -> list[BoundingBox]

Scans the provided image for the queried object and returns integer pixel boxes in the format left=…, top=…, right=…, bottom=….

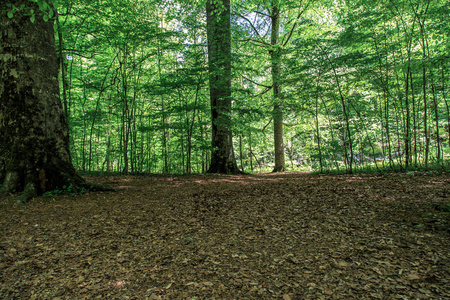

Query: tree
left=0, top=0, right=111, bottom=204
left=205, top=0, right=241, bottom=173
left=269, top=0, right=290, bottom=172
left=5, top=0, right=444, bottom=177
left=270, top=0, right=286, bottom=172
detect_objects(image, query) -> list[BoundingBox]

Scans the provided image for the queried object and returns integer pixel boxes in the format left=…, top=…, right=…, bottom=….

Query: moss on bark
left=0, top=1, right=114, bottom=204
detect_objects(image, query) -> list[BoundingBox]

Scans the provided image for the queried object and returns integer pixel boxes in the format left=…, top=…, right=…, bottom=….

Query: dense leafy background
left=55, top=0, right=450, bottom=174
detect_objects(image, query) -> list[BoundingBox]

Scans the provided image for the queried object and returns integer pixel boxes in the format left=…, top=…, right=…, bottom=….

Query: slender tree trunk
left=178, top=93, right=185, bottom=174
left=197, top=113, right=206, bottom=173
left=414, top=2, right=430, bottom=167
left=185, top=79, right=200, bottom=174
left=270, top=1, right=285, bottom=172
left=326, top=52, right=353, bottom=173
left=442, top=63, right=450, bottom=152
left=429, top=72, right=440, bottom=161
left=206, top=0, right=240, bottom=174
left=314, top=85, right=323, bottom=173
left=399, top=13, right=415, bottom=168
left=238, top=135, right=244, bottom=172
left=383, top=37, right=394, bottom=169
left=186, top=100, right=192, bottom=174
left=156, top=42, right=169, bottom=174
left=411, top=69, right=418, bottom=166
left=249, top=133, right=254, bottom=172
left=422, top=52, right=429, bottom=167
left=404, top=63, right=411, bottom=168
left=106, top=105, right=112, bottom=172
left=373, top=37, right=388, bottom=168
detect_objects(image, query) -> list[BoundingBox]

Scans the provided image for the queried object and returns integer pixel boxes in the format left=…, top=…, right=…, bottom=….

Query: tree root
left=81, top=182, right=117, bottom=193
left=272, top=166, right=286, bottom=173
left=0, top=171, right=20, bottom=198
left=0, top=171, right=116, bottom=205
left=206, top=163, right=244, bottom=174
left=15, top=181, right=38, bottom=205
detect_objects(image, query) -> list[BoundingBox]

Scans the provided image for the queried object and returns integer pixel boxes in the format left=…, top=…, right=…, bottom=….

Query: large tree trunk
left=0, top=1, right=111, bottom=204
left=270, top=1, right=286, bottom=172
left=205, top=0, right=240, bottom=174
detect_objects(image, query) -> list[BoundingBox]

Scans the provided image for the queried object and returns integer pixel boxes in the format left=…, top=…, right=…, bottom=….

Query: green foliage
left=43, top=184, right=87, bottom=198
left=6, top=1, right=55, bottom=22
left=52, top=0, right=449, bottom=175
left=434, top=204, right=450, bottom=213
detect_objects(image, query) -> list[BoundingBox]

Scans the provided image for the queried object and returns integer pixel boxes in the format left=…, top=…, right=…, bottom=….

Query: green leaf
left=30, top=15, right=35, bottom=23
left=7, top=10, right=14, bottom=19
left=39, top=1, right=49, bottom=13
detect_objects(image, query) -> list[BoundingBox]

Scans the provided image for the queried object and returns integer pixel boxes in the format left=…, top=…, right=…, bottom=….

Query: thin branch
left=236, top=13, right=262, bottom=38
left=283, top=122, right=301, bottom=128
left=252, top=86, right=273, bottom=98
left=237, top=39, right=270, bottom=47
left=282, top=2, right=312, bottom=47
left=254, top=10, right=271, bottom=18
left=262, top=119, right=272, bottom=132
left=242, top=75, right=272, bottom=89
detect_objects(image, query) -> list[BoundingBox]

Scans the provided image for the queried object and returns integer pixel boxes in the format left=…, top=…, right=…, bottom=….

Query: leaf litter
left=0, top=172, right=449, bottom=299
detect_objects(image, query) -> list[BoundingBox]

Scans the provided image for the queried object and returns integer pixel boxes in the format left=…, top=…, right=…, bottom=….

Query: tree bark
left=205, top=0, right=240, bottom=174
left=0, top=1, right=113, bottom=204
left=270, top=1, right=286, bottom=172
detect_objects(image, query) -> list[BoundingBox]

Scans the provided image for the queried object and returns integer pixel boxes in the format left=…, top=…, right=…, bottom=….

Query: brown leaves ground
left=0, top=172, right=449, bottom=299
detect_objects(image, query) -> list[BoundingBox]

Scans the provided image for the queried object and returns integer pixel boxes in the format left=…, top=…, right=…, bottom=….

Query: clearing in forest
left=0, top=172, right=449, bottom=299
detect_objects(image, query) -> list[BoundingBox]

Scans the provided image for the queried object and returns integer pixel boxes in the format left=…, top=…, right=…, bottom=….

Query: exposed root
left=272, top=166, right=286, bottom=173
left=0, top=171, right=20, bottom=198
left=81, top=182, right=117, bottom=193
left=15, top=181, right=38, bottom=205
left=0, top=170, right=116, bottom=205
left=206, top=163, right=244, bottom=175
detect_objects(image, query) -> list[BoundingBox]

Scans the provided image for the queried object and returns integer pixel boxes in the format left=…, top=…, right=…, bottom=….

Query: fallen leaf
left=202, top=281, right=214, bottom=287
left=407, top=272, right=421, bottom=281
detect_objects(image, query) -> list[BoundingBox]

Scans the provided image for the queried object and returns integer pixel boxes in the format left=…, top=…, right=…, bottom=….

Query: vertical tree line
left=7, top=0, right=445, bottom=176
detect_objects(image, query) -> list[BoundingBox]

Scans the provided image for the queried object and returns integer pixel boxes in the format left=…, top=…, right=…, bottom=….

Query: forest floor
left=0, top=171, right=449, bottom=300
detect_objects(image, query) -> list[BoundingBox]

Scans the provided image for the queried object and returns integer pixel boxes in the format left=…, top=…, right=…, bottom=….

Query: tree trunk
left=0, top=1, right=113, bottom=203
left=404, top=55, right=411, bottom=168
left=205, top=0, right=240, bottom=174
left=271, top=1, right=286, bottom=172
left=314, top=83, right=323, bottom=173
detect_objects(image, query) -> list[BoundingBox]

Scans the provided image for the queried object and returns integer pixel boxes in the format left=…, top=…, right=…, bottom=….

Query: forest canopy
left=48, top=0, right=449, bottom=174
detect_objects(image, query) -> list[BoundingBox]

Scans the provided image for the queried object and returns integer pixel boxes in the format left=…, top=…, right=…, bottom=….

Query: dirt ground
left=0, top=171, right=449, bottom=299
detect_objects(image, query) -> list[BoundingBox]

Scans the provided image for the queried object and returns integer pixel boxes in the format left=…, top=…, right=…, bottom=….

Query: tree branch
left=237, top=39, right=270, bottom=47
left=242, top=75, right=272, bottom=89
left=252, top=86, right=273, bottom=98
left=262, top=119, right=272, bottom=131
left=236, top=13, right=262, bottom=38
left=282, top=1, right=312, bottom=47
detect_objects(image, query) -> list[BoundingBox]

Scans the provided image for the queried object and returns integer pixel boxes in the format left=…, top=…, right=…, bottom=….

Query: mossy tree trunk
left=205, top=0, right=241, bottom=174
left=0, top=1, right=110, bottom=204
